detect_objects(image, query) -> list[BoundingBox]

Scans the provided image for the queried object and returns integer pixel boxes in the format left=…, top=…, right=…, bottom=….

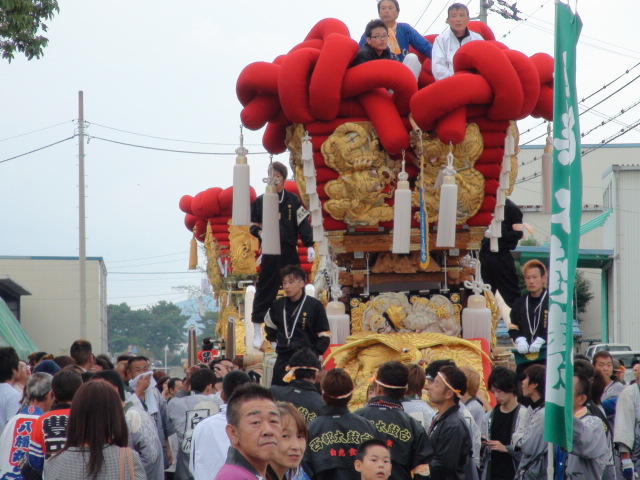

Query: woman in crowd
left=303, top=368, right=378, bottom=480
left=268, top=402, right=310, bottom=480
left=43, top=380, right=146, bottom=480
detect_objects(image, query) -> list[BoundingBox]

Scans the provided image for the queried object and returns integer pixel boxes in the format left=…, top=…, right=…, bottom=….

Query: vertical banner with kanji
left=544, top=1, right=582, bottom=450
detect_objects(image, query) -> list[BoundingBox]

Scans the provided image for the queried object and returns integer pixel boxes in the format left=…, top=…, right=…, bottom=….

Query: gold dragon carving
left=285, top=124, right=311, bottom=208
left=320, top=122, right=395, bottom=226
left=505, top=121, right=520, bottom=196
left=412, top=123, right=485, bottom=225
left=228, top=225, right=257, bottom=275
left=325, top=332, right=490, bottom=409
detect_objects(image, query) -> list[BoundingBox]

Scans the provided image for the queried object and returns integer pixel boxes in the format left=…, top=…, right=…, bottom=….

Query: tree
left=107, top=301, right=189, bottom=360
left=1, top=0, right=59, bottom=62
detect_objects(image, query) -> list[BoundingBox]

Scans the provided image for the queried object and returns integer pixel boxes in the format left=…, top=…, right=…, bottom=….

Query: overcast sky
left=1, top=0, right=638, bottom=309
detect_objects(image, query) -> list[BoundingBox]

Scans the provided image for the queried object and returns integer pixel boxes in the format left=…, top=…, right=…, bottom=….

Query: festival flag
left=544, top=1, right=583, bottom=450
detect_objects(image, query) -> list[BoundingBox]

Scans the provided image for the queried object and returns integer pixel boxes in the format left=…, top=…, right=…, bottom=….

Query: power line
left=499, top=1, right=551, bottom=40
left=108, top=252, right=188, bottom=264
left=0, top=136, right=76, bottom=165
left=0, top=121, right=74, bottom=142
left=412, top=0, right=434, bottom=29
left=88, top=121, right=263, bottom=147
left=87, top=135, right=268, bottom=156
left=581, top=100, right=640, bottom=138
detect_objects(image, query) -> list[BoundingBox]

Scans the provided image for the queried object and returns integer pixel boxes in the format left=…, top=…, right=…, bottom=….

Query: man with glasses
left=353, top=19, right=399, bottom=66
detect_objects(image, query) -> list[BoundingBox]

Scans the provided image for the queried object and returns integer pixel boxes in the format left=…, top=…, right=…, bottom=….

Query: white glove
left=529, top=337, right=546, bottom=353
left=484, top=228, right=492, bottom=238
left=252, top=324, right=263, bottom=349
left=307, top=247, right=316, bottom=262
left=515, top=337, right=530, bottom=354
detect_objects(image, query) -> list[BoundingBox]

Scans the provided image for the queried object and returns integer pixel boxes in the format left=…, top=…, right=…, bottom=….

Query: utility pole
left=78, top=91, right=87, bottom=339
left=480, top=0, right=492, bottom=24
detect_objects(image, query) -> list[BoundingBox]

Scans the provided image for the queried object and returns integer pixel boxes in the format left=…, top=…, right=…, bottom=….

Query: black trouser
left=252, top=247, right=300, bottom=324
left=271, top=350, right=294, bottom=387
left=480, top=251, right=521, bottom=308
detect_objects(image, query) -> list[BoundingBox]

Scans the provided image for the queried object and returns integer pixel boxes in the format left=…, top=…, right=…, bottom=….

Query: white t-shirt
left=189, top=404, right=229, bottom=480
left=0, top=383, right=21, bottom=432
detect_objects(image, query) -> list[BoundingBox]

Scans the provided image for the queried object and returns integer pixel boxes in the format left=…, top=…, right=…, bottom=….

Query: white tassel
left=496, top=188, right=506, bottom=207
left=436, top=149, right=458, bottom=248
left=303, top=157, right=315, bottom=177
left=305, top=176, right=317, bottom=195
left=490, top=236, right=499, bottom=252
left=499, top=171, right=510, bottom=190
left=261, top=184, right=281, bottom=255
left=462, top=258, right=493, bottom=345
left=309, top=194, right=320, bottom=212
left=232, top=129, right=251, bottom=226
left=313, top=225, right=324, bottom=242
left=490, top=218, right=502, bottom=238
left=505, top=130, right=515, bottom=155
left=494, top=204, right=505, bottom=222
left=312, top=209, right=323, bottom=226
left=541, top=122, right=553, bottom=214
left=501, top=154, right=512, bottom=173
left=318, top=237, right=329, bottom=256
left=392, top=158, right=412, bottom=254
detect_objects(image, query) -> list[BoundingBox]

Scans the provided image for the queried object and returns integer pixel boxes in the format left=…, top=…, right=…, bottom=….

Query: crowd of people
left=2, top=337, right=639, bottom=480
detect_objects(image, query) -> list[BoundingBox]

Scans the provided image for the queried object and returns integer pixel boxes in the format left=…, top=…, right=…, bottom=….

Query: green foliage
left=574, top=271, right=594, bottom=315
left=107, top=301, right=189, bottom=361
left=0, top=0, right=59, bottom=62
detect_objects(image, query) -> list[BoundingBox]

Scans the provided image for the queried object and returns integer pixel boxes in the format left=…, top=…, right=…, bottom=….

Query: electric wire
left=412, top=0, right=434, bottom=29
left=423, top=0, right=471, bottom=35
left=87, top=121, right=263, bottom=146
left=499, top=1, right=550, bottom=40
left=0, top=136, right=76, bottom=165
left=87, top=135, right=268, bottom=156
left=0, top=121, right=73, bottom=142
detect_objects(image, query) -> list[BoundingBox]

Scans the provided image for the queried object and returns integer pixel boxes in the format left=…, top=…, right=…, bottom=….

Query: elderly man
left=0, top=372, right=54, bottom=478
left=215, top=383, right=281, bottom=480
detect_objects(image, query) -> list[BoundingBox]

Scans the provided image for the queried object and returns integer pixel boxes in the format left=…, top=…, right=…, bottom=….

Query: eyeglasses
left=370, top=35, right=389, bottom=40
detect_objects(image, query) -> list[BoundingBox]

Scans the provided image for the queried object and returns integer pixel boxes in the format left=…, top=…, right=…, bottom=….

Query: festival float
left=179, top=18, right=553, bottom=403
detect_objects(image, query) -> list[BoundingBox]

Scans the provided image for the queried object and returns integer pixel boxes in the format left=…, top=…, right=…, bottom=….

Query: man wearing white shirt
left=189, top=370, right=251, bottom=480
left=0, top=347, right=21, bottom=432
left=431, top=3, right=483, bottom=81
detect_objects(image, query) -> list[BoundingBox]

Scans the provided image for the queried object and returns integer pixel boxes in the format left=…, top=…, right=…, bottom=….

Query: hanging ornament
left=392, top=150, right=412, bottom=254
left=541, top=122, right=553, bottom=214
left=436, top=143, right=458, bottom=248
left=232, top=125, right=251, bottom=226
left=462, top=256, right=493, bottom=345
left=261, top=156, right=281, bottom=255
left=189, top=226, right=198, bottom=270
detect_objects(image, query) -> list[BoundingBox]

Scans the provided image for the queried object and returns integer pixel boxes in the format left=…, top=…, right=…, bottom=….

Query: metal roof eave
left=512, top=246, right=614, bottom=270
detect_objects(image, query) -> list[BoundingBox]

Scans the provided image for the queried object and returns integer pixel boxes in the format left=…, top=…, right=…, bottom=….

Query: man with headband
left=426, top=365, right=473, bottom=480
left=250, top=161, right=315, bottom=349
left=355, top=361, right=431, bottom=480
left=269, top=347, right=323, bottom=422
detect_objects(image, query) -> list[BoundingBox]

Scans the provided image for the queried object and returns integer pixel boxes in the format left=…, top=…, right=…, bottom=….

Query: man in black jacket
left=265, top=265, right=330, bottom=386
left=269, top=348, right=324, bottom=422
left=352, top=19, right=400, bottom=66
left=250, top=161, right=314, bottom=348
left=355, top=361, right=431, bottom=480
left=426, top=365, right=472, bottom=480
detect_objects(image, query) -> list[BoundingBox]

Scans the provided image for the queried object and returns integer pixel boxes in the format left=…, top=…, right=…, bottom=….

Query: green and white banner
left=544, top=1, right=582, bottom=450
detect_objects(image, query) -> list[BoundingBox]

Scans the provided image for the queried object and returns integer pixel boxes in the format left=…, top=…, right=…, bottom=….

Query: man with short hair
left=23, top=369, right=82, bottom=479
left=482, top=367, right=526, bottom=480
left=353, top=19, right=400, bottom=66
left=167, top=369, right=220, bottom=480
left=168, top=377, right=184, bottom=400
left=565, top=373, right=609, bottom=478
left=594, top=351, right=626, bottom=428
left=401, top=363, right=436, bottom=429
left=126, top=355, right=174, bottom=470
left=210, top=359, right=228, bottom=379
left=269, top=347, right=324, bottom=422
left=355, top=361, right=431, bottom=480
left=0, top=372, right=53, bottom=479
left=215, top=383, right=281, bottom=480
left=190, top=370, right=252, bottom=480
left=432, top=3, right=484, bottom=81
left=508, top=260, right=549, bottom=371
left=0, top=346, right=21, bottom=432
left=425, top=365, right=472, bottom=480
left=265, top=265, right=331, bottom=386
left=69, top=339, right=95, bottom=372
left=250, top=161, right=314, bottom=349
left=514, top=364, right=546, bottom=480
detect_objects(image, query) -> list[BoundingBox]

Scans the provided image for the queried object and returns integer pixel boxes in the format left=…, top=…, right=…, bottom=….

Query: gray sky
left=1, top=0, right=638, bottom=309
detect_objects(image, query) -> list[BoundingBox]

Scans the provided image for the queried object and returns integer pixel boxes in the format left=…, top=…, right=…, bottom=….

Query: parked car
left=585, top=343, right=632, bottom=361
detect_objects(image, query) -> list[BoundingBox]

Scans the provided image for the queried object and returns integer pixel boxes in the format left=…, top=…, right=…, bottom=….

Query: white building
left=510, top=142, right=640, bottom=346
left=0, top=256, right=108, bottom=355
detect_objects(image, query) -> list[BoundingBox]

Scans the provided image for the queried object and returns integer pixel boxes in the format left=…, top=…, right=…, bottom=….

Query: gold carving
left=506, top=121, right=520, bottom=196
left=349, top=297, right=367, bottom=334
left=321, top=122, right=395, bottom=226
left=484, top=289, right=500, bottom=350
left=205, top=224, right=223, bottom=300
left=235, top=320, right=246, bottom=356
left=412, top=124, right=485, bottom=225
left=285, top=124, right=310, bottom=208
left=216, top=304, right=239, bottom=340
left=324, top=332, right=490, bottom=409
left=229, top=225, right=257, bottom=275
